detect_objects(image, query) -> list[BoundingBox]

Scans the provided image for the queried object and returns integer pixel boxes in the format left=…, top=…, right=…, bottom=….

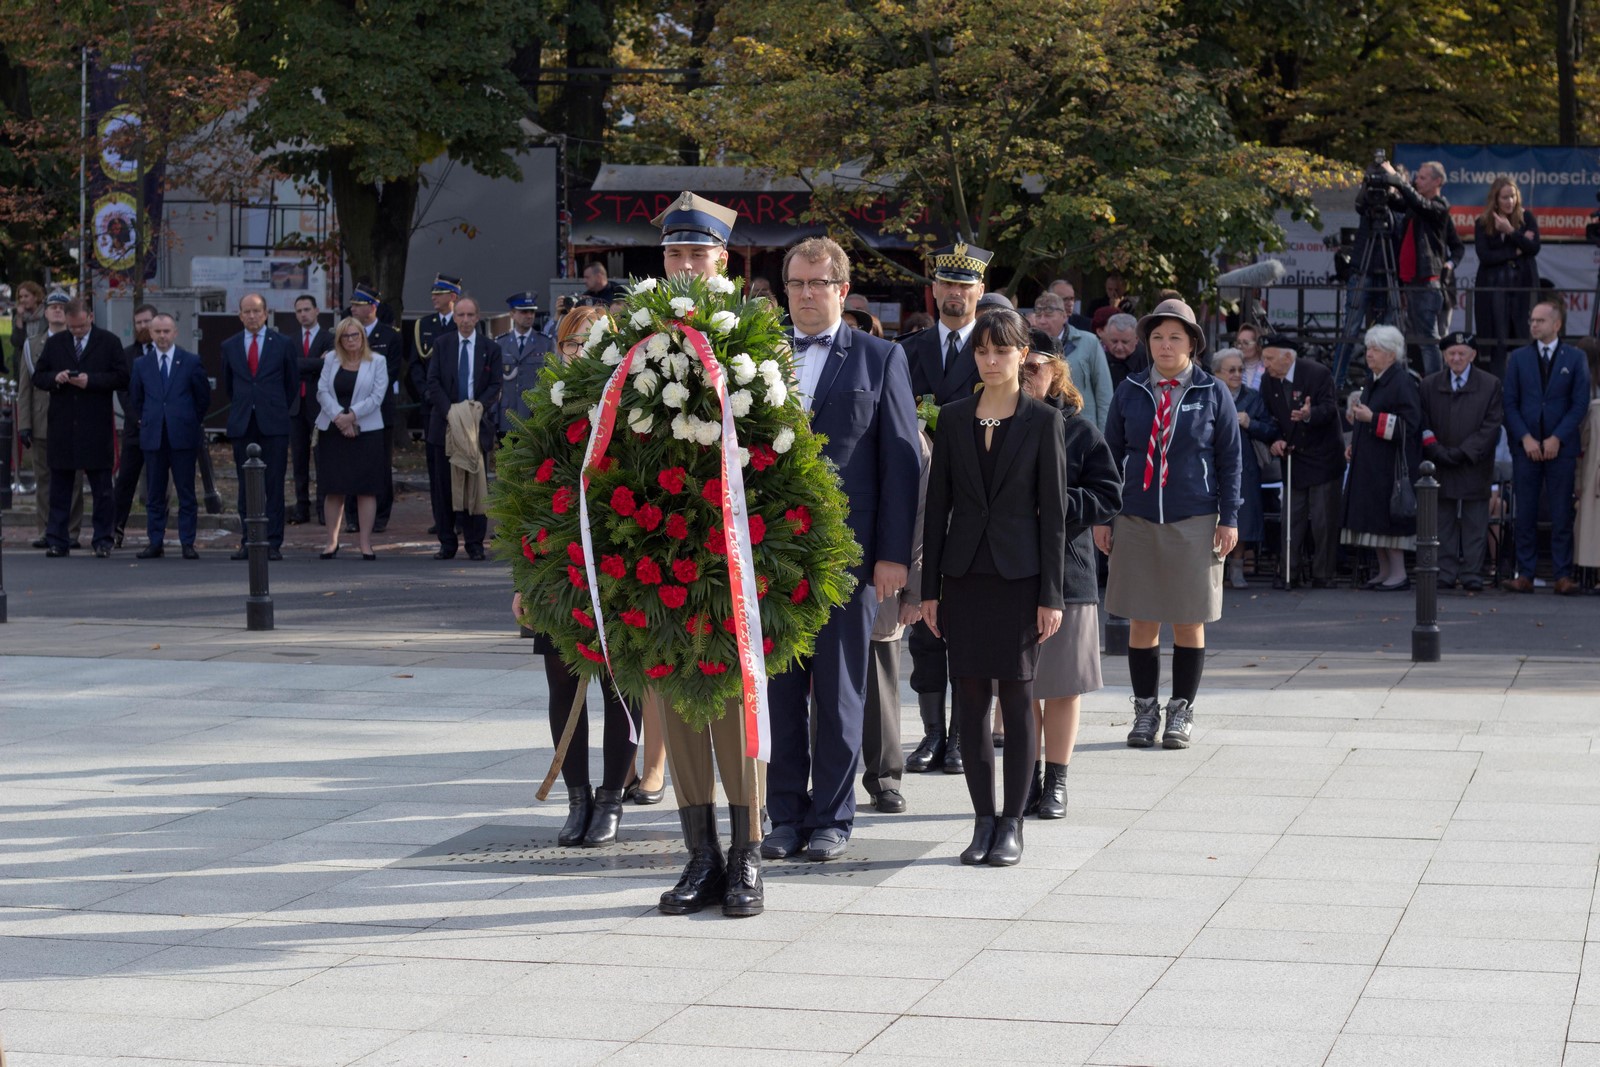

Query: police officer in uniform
left=408, top=273, right=467, bottom=534
left=495, top=291, right=553, bottom=440
left=640, top=193, right=769, bottom=920
left=348, top=286, right=404, bottom=530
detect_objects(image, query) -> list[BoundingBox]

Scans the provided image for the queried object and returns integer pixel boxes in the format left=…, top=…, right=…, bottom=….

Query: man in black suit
left=1259, top=335, right=1345, bottom=588
left=221, top=292, right=298, bottom=560
left=409, top=273, right=473, bottom=535
left=112, top=303, right=158, bottom=547
left=288, top=293, right=333, bottom=525
left=349, top=286, right=403, bottom=531
left=31, top=299, right=130, bottom=557
left=423, top=295, right=501, bottom=560
left=905, top=241, right=992, bottom=405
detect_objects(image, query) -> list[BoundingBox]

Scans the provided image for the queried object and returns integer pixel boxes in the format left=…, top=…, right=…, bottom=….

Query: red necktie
left=302, top=330, right=311, bottom=356
left=1398, top=220, right=1417, bottom=284
left=1143, top=379, right=1181, bottom=491
left=248, top=334, right=260, bottom=376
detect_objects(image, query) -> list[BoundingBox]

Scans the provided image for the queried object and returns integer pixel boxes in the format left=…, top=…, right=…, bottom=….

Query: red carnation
left=698, top=660, right=729, bottom=675
left=521, top=534, right=537, bottom=562
left=658, top=585, right=688, bottom=609
left=747, top=515, right=767, bottom=544
left=535, top=458, right=556, bottom=483
left=636, top=557, right=663, bottom=585
left=763, top=636, right=775, bottom=655
left=701, top=477, right=722, bottom=505
left=576, top=641, right=605, bottom=663
left=567, top=542, right=586, bottom=566
left=634, top=503, right=663, bottom=532
left=756, top=575, right=769, bottom=599
left=590, top=454, right=614, bottom=473
left=568, top=565, right=587, bottom=588
left=705, top=526, right=727, bottom=556
left=572, top=608, right=595, bottom=630
left=645, top=664, right=675, bottom=679
left=672, top=558, right=699, bottom=584
left=566, top=418, right=590, bottom=444
left=551, top=486, right=574, bottom=514
left=750, top=445, right=777, bottom=471
left=620, top=608, right=649, bottom=628
left=785, top=506, right=812, bottom=535
left=664, top=513, right=689, bottom=540
left=685, top=614, right=712, bottom=636
left=721, top=616, right=738, bottom=634
left=658, top=467, right=687, bottom=494
left=790, top=578, right=810, bottom=604
left=536, top=528, right=549, bottom=543
left=600, top=554, right=627, bottom=579
left=610, top=486, right=637, bottom=517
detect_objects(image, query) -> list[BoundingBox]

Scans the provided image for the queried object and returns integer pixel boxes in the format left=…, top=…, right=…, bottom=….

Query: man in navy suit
left=129, top=314, right=211, bottom=559
left=762, top=236, right=922, bottom=863
left=1501, top=300, right=1591, bottom=595
left=423, top=295, right=501, bottom=560
left=288, top=293, right=334, bottom=526
left=221, top=292, right=297, bottom=560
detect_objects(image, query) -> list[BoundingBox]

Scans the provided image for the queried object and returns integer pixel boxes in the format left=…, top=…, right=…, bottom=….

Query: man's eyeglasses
left=783, top=279, right=843, bottom=296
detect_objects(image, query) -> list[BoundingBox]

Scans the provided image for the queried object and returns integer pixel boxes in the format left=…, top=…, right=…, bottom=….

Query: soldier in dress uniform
left=495, top=290, right=553, bottom=441
left=408, top=273, right=466, bottom=535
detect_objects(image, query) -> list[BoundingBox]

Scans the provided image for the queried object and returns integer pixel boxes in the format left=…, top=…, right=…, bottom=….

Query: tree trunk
left=328, top=148, right=419, bottom=320
left=1553, top=0, right=1579, bottom=145
left=559, top=0, right=616, bottom=185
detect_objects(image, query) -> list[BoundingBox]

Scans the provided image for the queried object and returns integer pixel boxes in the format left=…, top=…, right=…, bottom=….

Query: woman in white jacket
left=316, top=318, right=388, bottom=559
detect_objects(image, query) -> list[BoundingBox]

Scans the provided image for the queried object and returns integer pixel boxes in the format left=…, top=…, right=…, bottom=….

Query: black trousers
left=427, top=441, right=485, bottom=551
left=289, top=407, right=314, bottom=518
left=1286, top=476, right=1341, bottom=582
left=232, top=422, right=288, bottom=548
left=112, top=427, right=145, bottom=534
left=860, top=637, right=904, bottom=795
left=49, top=467, right=113, bottom=550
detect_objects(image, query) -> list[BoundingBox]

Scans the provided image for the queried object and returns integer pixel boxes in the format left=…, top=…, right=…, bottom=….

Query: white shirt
left=362, top=320, right=377, bottom=337
left=793, top=319, right=842, bottom=412
left=936, top=320, right=975, bottom=368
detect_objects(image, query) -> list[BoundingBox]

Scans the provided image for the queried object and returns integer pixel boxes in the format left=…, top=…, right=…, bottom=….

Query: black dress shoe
left=466, top=547, right=487, bottom=561
left=905, top=735, right=945, bottom=773
left=760, top=824, right=806, bottom=860
left=581, top=787, right=626, bottom=847
left=873, top=789, right=907, bottom=814
left=181, top=545, right=199, bottom=560
left=427, top=524, right=438, bottom=535
left=320, top=546, right=340, bottom=559
left=631, top=782, right=665, bottom=805
left=433, top=549, right=457, bottom=560
left=1376, top=578, right=1411, bottom=592
left=660, top=804, right=726, bottom=915
left=557, top=786, right=593, bottom=847
left=31, top=537, right=49, bottom=549
left=136, top=545, right=164, bottom=559
left=230, top=547, right=249, bottom=561
left=44, top=546, right=69, bottom=558
left=961, top=816, right=996, bottom=865
left=267, top=548, right=283, bottom=561
left=807, top=827, right=848, bottom=861
left=1461, top=577, right=1484, bottom=592
left=93, top=545, right=111, bottom=558
left=987, top=817, right=1024, bottom=866
left=372, top=520, right=388, bottom=533
left=113, top=528, right=125, bottom=549
left=1310, top=578, right=1334, bottom=589
left=69, top=539, right=83, bottom=549
left=1039, top=763, right=1069, bottom=819
left=362, top=553, right=377, bottom=561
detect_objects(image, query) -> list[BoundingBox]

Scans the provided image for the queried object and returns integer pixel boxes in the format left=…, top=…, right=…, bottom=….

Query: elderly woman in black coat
left=1341, top=324, right=1423, bottom=590
left=1211, top=347, right=1277, bottom=588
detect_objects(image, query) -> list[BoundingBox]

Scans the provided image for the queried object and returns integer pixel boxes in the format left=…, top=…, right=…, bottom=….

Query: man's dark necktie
left=161, top=354, right=170, bottom=385
left=74, top=338, right=84, bottom=363
left=944, top=330, right=958, bottom=369
left=516, top=333, right=526, bottom=357
left=458, top=340, right=471, bottom=403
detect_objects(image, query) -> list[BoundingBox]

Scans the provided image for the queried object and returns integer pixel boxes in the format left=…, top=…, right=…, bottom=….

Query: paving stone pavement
left=2, top=621, right=1599, bottom=1066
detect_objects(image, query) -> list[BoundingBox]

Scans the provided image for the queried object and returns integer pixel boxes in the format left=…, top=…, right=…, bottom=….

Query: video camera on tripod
left=1360, top=151, right=1401, bottom=225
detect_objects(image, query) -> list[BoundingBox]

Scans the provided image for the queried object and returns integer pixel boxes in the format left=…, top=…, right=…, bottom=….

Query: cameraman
left=1382, top=159, right=1454, bottom=376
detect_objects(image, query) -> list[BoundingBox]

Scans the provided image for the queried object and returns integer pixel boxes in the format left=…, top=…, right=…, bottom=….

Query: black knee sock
left=1128, top=645, right=1161, bottom=700
left=955, top=677, right=995, bottom=816
left=599, top=683, right=642, bottom=791
left=543, top=652, right=591, bottom=790
left=1170, top=645, right=1205, bottom=705
left=997, top=680, right=1038, bottom=818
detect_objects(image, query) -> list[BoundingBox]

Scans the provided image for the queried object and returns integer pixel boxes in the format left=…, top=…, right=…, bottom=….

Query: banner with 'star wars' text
left=87, top=52, right=165, bottom=281
left=1392, top=143, right=1600, bottom=241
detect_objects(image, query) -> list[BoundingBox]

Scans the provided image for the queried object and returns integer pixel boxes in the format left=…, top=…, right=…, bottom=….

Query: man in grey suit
left=221, top=292, right=297, bottom=560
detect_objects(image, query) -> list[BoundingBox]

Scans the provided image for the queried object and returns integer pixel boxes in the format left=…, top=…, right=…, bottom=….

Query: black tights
left=955, top=676, right=1038, bottom=818
left=543, top=652, right=641, bottom=791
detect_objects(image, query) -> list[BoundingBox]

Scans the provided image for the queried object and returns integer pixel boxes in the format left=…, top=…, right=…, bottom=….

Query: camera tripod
left=1331, top=206, right=1404, bottom=389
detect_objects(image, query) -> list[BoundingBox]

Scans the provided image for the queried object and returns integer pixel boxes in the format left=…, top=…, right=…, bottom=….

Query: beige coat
left=15, top=330, right=55, bottom=436
left=445, top=399, right=488, bottom=516
left=1576, top=397, right=1600, bottom=568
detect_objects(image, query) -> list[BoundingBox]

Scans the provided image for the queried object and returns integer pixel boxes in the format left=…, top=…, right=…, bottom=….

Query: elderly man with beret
left=1419, top=332, right=1505, bottom=591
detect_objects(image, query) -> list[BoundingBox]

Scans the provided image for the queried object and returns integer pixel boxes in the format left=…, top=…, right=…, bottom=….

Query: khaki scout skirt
left=1105, top=513, right=1224, bottom=625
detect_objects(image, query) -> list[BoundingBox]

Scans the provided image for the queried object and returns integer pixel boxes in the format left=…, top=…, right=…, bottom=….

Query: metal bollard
left=243, top=442, right=274, bottom=631
left=0, top=377, right=16, bottom=625
left=1412, top=459, right=1440, bottom=662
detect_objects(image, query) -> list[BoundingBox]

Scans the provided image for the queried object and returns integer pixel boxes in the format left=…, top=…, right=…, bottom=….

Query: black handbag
left=1390, top=447, right=1417, bottom=522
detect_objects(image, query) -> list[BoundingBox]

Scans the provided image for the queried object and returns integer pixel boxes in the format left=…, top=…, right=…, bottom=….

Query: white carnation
left=671, top=413, right=694, bottom=441
left=661, top=382, right=691, bottom=409
left=600, top=342, right=622, bottom=366
left=628, top=408, right=652, bottom=434
left=765, top=379, right=789, bottom=407
left=632, top=277, right=658, bottom=292
left=737, top=446, right=751, bottom=467
left=757, top=359, right=781, bottom=383
left=695, top=420, right=721, bottom=446
left=586, top=317, right=610, bottom=348
left=729, top=389, right=753, bottom=418
left=645, top=332, right=669, bottom=361
left=707, top=275, right=736, bottom=295
left=630, top=308, right=653, bottom=328
left=633, top=367, right=660, bottom=397
left=666, top=352, right=691, bottom=381
left=669, top=297, right=696, bottom=318
left=731, top=353, right=758, bottom=386
left=772, top=427, right=796, bottom=454
left=709, top=310, right=739, bottom=335
left=549, top=380, right=565, bottom=406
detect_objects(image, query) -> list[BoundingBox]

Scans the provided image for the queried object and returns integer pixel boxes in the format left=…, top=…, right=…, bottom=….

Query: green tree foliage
left=656, top=0, right=1349, bottom=296
left=232, top=0, right=543, bottom=315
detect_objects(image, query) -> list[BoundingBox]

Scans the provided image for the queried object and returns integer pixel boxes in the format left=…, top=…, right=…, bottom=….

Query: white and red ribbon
left=574, top=324, right=771, bottom=761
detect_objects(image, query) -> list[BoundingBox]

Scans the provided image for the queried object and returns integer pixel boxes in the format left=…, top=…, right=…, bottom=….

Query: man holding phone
left=30, top=298, right=131, bottom=557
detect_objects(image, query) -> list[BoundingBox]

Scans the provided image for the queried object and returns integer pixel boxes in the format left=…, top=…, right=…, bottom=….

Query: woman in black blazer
left=923, top=308, right=1068, bottom=867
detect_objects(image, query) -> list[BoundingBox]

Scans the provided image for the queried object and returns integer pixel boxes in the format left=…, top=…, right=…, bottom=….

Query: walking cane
left=1282, top=450, right=1293, bottom=585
